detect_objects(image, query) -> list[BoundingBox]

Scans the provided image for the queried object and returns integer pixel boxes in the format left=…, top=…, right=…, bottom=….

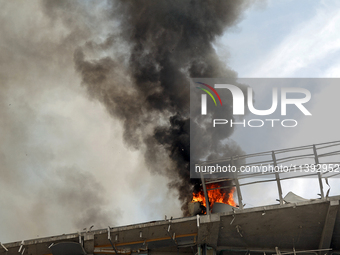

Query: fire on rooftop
left=1, top=141, right=340, bottom=255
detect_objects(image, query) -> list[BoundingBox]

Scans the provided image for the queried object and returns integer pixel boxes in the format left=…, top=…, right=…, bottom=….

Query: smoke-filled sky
left=1, top=0, right=340, bottom=244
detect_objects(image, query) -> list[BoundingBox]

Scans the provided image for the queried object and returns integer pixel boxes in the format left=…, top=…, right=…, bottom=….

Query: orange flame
left=192, top=183, right=236, bottom=210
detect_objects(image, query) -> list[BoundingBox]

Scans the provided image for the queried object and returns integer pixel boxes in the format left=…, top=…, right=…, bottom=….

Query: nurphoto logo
left=199, top=83, right=311, bottom=116
left=194, top=80, right=312, bottom=128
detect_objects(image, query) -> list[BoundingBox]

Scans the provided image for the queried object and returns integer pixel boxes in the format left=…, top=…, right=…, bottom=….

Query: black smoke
left=73, top=0, right=253, bottom=215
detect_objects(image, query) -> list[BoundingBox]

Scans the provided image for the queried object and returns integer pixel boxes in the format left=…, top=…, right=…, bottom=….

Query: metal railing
left=199, top=140, right=340, bottom=213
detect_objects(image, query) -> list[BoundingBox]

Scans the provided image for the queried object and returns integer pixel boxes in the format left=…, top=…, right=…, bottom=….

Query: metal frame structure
left=198, top=140, right=340, bottom=215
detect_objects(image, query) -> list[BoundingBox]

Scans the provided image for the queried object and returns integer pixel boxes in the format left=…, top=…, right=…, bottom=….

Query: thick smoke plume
left=74, top=0, right=252, bottom=215
left=0, top=0, right=255, bottom=243
left=0, top=0, right=124, bottom=242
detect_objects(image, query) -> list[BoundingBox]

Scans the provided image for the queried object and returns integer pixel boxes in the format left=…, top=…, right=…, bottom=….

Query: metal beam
left=232, top=156, right=243, bottom=209
left=313, top=144, right=324, bottom=199
left=272, top=151, right=283, bottom=205
left=233, top=175, right=243, bottom=210
left=108, top=228, right=118, bottom=254
left=0, top=243, right=8, bottom=252
left=200, top=171, right=211, bottom=215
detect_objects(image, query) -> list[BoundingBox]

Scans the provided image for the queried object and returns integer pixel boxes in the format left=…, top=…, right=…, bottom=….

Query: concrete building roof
left=1, top=195, right=339, bottom=255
